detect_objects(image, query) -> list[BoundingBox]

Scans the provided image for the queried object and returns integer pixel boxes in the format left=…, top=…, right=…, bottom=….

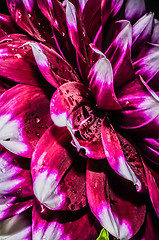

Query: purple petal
left=132, top=13, right=154, bottom=52
left=86, top=159, right=146, bottom=239
left=32, top=125, right=87, bottom=211
left=0, top=84, right=52, bottom=157
left=0, top=14, right=18, bottom=38
left=105, top=20, right=135, bottom=88
left=32, top=203, right=100, bottom=240
left=6, top=0, right=55, bottom=45
left=133, top=43, right=159, bottom=91
left=88, top=45, right=121, bottom=110
left=101, top=117, right=141, bottom=191
left=151, top=19, right=159, bottom=44
left=125, top=0, right=146, bottom=23
left=0, top=34, right=49, bottom=86
left=0, top=210, right=32, bottom=239
left=143, top=161, right=159, bottom=217
left=101, top=0, right=124, bottom=26
left=27, top=41, right=79, bottom=88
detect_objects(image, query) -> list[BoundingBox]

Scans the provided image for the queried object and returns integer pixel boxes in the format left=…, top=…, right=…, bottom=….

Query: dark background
left=0, top=0, right=159, bottom=19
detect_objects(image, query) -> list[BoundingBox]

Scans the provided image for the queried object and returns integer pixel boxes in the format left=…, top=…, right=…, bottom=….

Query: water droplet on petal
left=0, top=168, right=5, bottom=173
left=35, top=116, right=41, bottom=124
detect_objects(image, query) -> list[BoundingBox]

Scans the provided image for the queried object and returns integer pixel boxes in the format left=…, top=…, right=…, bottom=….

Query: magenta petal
left=0, top=14, right=18, bottom=38
left=0, top=210, right=32, bottom=239
left=132, top=13, right=154, bottom=52
left=151, top=20, right=159, bottom=44
left=88, top=46, right=121, bottom=110
left=105, top=20, right=135, bottom=88
left=0, top=34, right=49, bottom=86
left=101, top=117, right=141, bottom=191
left=143, top=162, right=159, bottom=217
left=28, top=41, right=79, bottom=88
left=133, top=43, right=159, bottom=91
left=101, top=0, right=124, bottom=26
left=86, top=159, right=146, bottom=239
left=32, top=203, right=99, bottom=240
left=32, top=125, right=87, bottom=211
left=125, top=0, right=146, bottom=23
left=0, top=84, right=52, bottom=157
left=6, top=0, right=55, bottom=45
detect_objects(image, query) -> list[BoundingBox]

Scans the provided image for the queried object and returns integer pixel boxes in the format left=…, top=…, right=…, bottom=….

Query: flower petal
left=32, top=203, right=100, bottom=240
left=101, top=116, right=141, bottom=191
left=133, top=43, right=159, bottom=91
left=0, top=14, right=18, bottom=38
left=105, top=20, right=135, bottom=88
left=151, top=19, right=159, bottom=44
left=6, top=0, right=55, bottom=45
left=0, top=34, right=49, bottom=86
left=132, top=12, right=154, bottom=53
left=27, top=41, right=79, bottom=88
left=125, top=0, right=146, bottom=23
left=32, top=125, right=87, bottom=211
left=0, top=210, right=32, bottom=239
left=88, top=45, right=121, bottom=110
left=0, top=84, right=52, bottom=157
left=86, top=159, right=146, bottom=239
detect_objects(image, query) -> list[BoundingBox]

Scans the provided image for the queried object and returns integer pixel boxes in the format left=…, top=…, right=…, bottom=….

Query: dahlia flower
left=0, top=0, right=159, bottom=239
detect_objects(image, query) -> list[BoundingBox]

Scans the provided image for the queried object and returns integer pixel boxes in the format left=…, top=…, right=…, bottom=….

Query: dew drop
left=35, top=116, right=41, bottom=124
left=0, top=168, right=5, bottom=173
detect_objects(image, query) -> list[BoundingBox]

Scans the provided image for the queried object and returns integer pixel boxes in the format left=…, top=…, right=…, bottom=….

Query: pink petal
left=0, top=14, right=18, bottom=38
left=143, top=161, right=159, bottom=217
left=133, top=43, right=159, bottom=91
left=151, top=19, right=159, bottom=44
left=88, top=46, right=121, bottom=110
left=86, top=159, right=146, bottom=239
left=105, top=20, right=135, bottom=88
left=132, top=13, right=154, bottom=52
left=125, top=0, right=146, bottom=23
left=0, top=34, right=49, bottom=86
left=101, top=0, right=124, bottom=26
left=6, top=0, right=55, bottom=45
left=101, top=116, right=141, bottom=191
left=0, top=84, right=52, bottom=157
left=32, top=203, right=100, bottom=240
left=32, top=125, right=87, bottom=211
left=27, top=41, right=79, bottom=88
left=0, top=210, right=32, bottom=239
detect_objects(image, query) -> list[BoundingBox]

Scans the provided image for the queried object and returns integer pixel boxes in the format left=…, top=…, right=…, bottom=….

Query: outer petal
left=31, top=125, right=87, bottom=211
left=0, top=14, right=18, bottom=38
left=32, top=203, right=100, bottom=240
left=101, top=0, right=124, bottom=26
left=27, top=41, right=79, bottom=88
left=133, top=43, right=159, bottom=91
left=151, top=19, right=159, bottom=44
left=125, top=0, right=146, bottom=23
left=101, top=117, right=142, bottom=191
left=0, top=84, right=52, bottom=157
left=86, top=159, right=146, bottom=239
left=132, top=13, right=154, bottom=53
left=0, top=210, right=32, bottom=239
left=6, top=0, right=55, bottom=45
left=0, top=34, right=49, bottom=86
left=88, top=45, right=121, bottom=110
left=105, top=20, right=135, bottom=88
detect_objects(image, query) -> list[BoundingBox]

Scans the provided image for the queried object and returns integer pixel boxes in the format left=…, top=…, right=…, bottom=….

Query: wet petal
left=101, top=116, right=141, bottom=191
left=0, top=84, right=52, bottom=157
left=105, top=20, right=135, bottom=88
left=133, top=43, right=159, bottom=91
left=89, top=45, right=121, bottom=110
left=32, top=125, right=87, bottom=211
left=132, top=12, right=154, bottom=52
left=27, top=41, right=79, bottom=88
left=0, top=34, right=49, bottom=86
left=32, top=203, right=100, bottom=240
left=125, top=0, right=146, bottom=23
left=0, top=210, right=32, bottom=239
left=86, top=159, right=146, bottom=239
left=6, top=0, right=55, bottom=45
